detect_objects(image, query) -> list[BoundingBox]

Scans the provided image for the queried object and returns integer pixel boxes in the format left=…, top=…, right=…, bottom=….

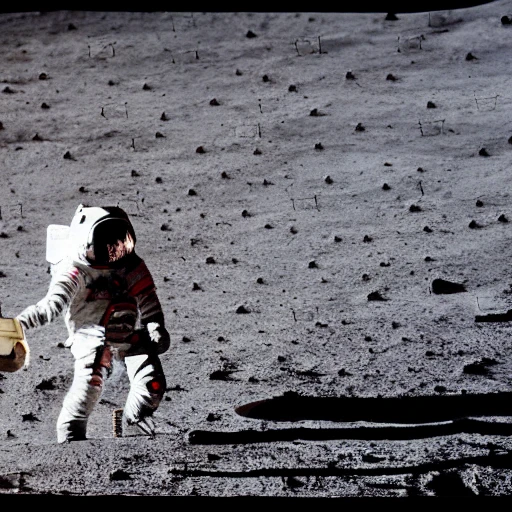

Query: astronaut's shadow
left=188, top=390, right=512, bottom=444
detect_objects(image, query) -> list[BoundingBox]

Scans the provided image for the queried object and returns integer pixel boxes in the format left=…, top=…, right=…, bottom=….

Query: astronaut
left=16, top=204, right=170, bottom=443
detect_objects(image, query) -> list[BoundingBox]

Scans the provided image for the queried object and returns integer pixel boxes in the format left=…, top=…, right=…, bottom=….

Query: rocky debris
left=475, top=309, right=512, bottom=322
left=476, top=200, right=484, bottom=207
left=315, top=142, right=324, bottom=150
left=409, top=204, right=422, bottom=212
left=426, top=470, right=477, bottom=496
left=283, top=476, right=306, bottom=488
left=142, top=83, right=151, bottom=90
left=309, top=108, right=326, bottom=117
left=236, top=305, right=250, bottom=314
left=155, top=131, right=165, bottom=138
left=63, top=151, right=75, bottom=160
left=41, top=102, right=50, bottom=109
left=160, top=112, right=169, bottom=121
left=468, top=220, right=482, bottom=229
left=209, top=369, right=237, bottom=380
left=465, top=52, right=477, bottom=61
left=431, top=278, right=466, bottom=294
left=382, top=183, right=391, bottom=190
left=502, top=15, right=512, bottom=25
left=427, top=101, right=436, bottom=108
left=0, top=472, right=24, bottom=490
left=196, top=146, right=205, bottom=154
left=463, top=357, right=498, bottom=375
left=206, top=413, right=221, bottom=421
left=308, top=260, right=318, bottom=268
left=362, top=453, right=386, bottom=462
left=479, top=147, right=490, bottom=157
left=209, top=98, right=220, bottom=106
left=288, top=84, right=297, bottom=92
left=246, top=30, right=257, bottom=38
left=262, top=74, right=270, bottom=82
left=386, top=73, right=397, bottom=81
left=385, top=12, right=398, bottom=21
left=498, top=214, right=508, bottom=223
left=346, top=70, right=355, bottom=80
left=35, top=378, right=57, bottom=390
left=109, top=469, right=132, bottom=481
left=367, top=291, right=388, bottom=301
left=206, top=257, right=215, bottom=264
left=355, top=122, right=365, bottom=132
left=21, top=413, right=40, bottom=422
left=324, top=175, right=333, bottom=184
left=253, top=148, right=262, bottom=155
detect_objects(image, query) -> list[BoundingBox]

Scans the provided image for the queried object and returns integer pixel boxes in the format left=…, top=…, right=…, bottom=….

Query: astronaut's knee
left=147, top=374, right=166, bottom=402
left=148, top=376, right=165, bottom=396
left=89, top=374, right=103, bottom=387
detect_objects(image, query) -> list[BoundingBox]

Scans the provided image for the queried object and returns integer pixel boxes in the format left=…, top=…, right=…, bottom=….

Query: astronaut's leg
left=56, top=327, right=111, bottom=443
left=123, top=351, right=166, bottom=436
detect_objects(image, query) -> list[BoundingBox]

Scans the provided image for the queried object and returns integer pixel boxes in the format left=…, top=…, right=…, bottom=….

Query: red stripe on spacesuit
left=129, top=275, right=155, bottom=297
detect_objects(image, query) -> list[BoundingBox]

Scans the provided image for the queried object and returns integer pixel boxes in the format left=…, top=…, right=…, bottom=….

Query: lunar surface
left=1, top=1, right=512, bottom=497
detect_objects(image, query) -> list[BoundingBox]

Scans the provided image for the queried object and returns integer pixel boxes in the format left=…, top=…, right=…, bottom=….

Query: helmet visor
left=86, top=219, right=135, bottom=265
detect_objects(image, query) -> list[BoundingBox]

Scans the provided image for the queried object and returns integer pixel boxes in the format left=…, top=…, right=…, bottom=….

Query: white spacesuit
left=16, top=204, right=170, bottom=443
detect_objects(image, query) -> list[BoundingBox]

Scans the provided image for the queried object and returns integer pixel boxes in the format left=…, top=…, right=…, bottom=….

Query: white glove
left=146, top=322, right=170, bottom=354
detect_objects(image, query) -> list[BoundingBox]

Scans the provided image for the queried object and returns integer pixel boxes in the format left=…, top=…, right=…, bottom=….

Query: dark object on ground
left=475, top=310, right=512, bottom=322
left=463, top=358, right=499, bottom=374
left=367, top=291, right=388, bottom=301
left=431, top=278, right=466, bottom=294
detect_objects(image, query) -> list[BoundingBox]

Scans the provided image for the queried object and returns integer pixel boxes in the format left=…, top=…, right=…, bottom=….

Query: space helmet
left=68, top=204, right=136, bottom=267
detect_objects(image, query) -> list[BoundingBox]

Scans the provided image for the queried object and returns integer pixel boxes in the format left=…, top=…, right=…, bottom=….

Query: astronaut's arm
left=16, top=265, right=81, bottom=331
left=136, top=281, right=170, bottom=354
left=143, top=312, right=171, bottom=354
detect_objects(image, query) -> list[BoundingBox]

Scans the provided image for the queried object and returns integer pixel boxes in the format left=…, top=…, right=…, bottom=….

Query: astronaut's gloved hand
left=146, top=322, right=171, bottom=354
left=127, top=323, right=170, bottom=355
